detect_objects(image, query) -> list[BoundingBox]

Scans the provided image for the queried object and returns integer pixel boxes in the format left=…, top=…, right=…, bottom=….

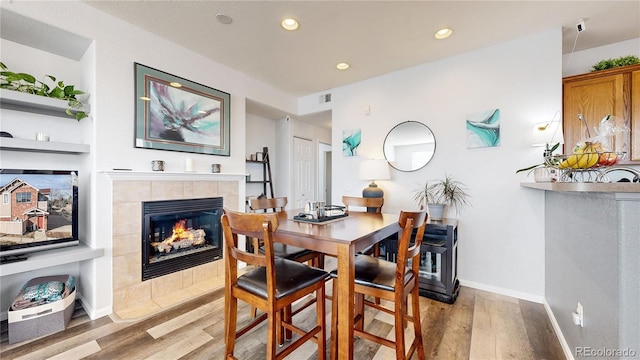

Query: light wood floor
left=0, top=283, right=564, bottom=360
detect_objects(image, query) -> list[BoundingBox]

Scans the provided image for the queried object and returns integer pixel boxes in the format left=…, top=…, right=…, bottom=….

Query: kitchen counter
left=521, top=182, right=640, bottom=193
left=526, top=182, right=640, bottom=356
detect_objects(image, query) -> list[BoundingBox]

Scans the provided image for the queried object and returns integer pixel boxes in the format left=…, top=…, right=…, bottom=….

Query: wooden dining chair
left=222, top=209, right=328, bottom=360
left=330, top=210, right=428, bottom=360
left=341, top=195, right=385, bottom=260
left=249, top=197, right=323, bottom=269
left=249, top=197, right=324, bottom=343
left=341, top=195, right=384, bottom=214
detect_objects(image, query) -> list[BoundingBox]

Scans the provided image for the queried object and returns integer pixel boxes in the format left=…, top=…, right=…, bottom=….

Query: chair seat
left=239, top=258, right=329, bottom=299
left=330, top=254, right=413, bottom=292
left=259, top=243, right=317, bottom=260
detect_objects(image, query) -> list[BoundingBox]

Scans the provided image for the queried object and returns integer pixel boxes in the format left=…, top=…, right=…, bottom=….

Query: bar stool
left=222, top=209, right=329, bottom=359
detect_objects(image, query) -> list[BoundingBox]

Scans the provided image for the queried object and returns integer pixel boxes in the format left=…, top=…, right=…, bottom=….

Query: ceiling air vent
left=319, top=93, right=332, bottom=104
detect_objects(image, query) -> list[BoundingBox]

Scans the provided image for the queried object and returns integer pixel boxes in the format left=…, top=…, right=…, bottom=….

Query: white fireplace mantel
left=101, top=170, right=246, bottom=182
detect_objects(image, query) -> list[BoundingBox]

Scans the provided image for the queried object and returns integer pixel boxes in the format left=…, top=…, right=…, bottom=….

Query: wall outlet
left=576, top=302, right=584, bottom=327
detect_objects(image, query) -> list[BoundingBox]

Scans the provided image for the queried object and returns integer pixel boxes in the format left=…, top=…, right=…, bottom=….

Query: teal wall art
left=466, top=108, right=501, bottom=149
left=342, top=128, right=361, bottom=156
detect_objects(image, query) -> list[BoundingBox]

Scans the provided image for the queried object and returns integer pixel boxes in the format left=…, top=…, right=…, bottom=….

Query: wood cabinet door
left=632, top=70, right=640, bottom=161
left=563, top=74, right=626, bottom=153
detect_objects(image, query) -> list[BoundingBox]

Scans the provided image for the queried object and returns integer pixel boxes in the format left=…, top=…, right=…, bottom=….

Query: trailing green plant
left=591, top=55, right=640, bottom=72
left=412, top=174, right=471, bottom=214
left=516, top=142, right=561, bottom=174
left=0, top=62, right=88, bottom=121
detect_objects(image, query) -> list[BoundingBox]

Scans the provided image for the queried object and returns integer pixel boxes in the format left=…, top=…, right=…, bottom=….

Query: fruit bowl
left=547, top=152, right=625, bottom=170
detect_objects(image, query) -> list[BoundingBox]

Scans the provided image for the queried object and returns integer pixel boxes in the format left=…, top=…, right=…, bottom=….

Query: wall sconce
left=532, top=112, right=564, bottom=157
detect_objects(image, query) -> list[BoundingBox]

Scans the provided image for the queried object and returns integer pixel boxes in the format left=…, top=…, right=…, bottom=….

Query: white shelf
left=0, top=243, right=103, bottom=277
left=0, top=89, right=89, bottom=119
left=0, top=137, right=90, bottom=154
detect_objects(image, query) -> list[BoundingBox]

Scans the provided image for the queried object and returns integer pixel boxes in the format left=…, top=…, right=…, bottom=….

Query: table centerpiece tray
left=293, top=205, right=348, bottom=223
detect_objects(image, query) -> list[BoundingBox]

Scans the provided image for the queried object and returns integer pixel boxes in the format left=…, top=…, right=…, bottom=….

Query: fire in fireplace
left=142, top=197, right=223, bottom=281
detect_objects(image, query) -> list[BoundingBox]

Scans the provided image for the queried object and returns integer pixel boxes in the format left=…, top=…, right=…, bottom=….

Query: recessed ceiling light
left=281, top=18, right=299, bottom=31
left=336, top=62, right=350, bottom=70
left=435, top=28, right=453, bottom=39
left=216, top=13, right=233, bottom=25
left=169, top=82, right=182, bottom=88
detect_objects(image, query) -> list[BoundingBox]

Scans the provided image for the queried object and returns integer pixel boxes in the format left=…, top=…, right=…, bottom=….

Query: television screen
left=0, top=169, right=79, bottom=262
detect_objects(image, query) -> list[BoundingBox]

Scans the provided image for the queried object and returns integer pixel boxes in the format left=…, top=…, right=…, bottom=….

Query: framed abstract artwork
left=466, top=108, right=500, bottom=149
left=134, top=63, right=231, bottom=156
left=342, top=128, right=361, bottom=156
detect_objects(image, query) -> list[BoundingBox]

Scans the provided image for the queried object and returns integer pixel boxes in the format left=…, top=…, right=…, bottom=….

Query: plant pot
left=534, top=167, right=557, bottom=182
left=427, top=203, right=446, bottom=221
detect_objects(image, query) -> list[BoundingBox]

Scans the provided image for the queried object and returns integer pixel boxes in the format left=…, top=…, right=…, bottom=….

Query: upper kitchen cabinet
left=563, top=63, right=640, bottom=163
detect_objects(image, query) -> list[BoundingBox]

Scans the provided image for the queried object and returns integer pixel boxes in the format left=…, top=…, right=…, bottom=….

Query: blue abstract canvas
left=466, top=108, right=500, bottom=148
left=342, top=129, right=361, bottom=156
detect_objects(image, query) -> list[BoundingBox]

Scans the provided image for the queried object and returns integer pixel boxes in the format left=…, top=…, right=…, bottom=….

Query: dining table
left=273, top=209, right=400, bottom=360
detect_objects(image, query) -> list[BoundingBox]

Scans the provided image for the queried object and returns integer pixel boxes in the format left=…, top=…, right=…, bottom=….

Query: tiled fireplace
left=142, top=197, right=223, bottom=281
left=108, top=173, right=242, bottom=320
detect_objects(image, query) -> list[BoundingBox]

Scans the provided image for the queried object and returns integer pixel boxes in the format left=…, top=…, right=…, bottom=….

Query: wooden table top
left=274, top=210, right=400, bottom=255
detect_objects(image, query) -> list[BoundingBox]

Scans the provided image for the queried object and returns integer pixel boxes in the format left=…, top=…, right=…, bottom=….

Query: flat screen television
left=0, top=169, right=79, bottom=263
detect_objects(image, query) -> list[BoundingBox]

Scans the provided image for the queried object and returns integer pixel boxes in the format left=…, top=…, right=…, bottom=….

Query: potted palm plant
left=413, top=174, right=471, bottom=220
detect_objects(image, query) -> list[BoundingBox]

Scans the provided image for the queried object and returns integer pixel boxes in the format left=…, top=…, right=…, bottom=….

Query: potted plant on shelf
left=412, top=174, right=471, bottom=220
left=0, top=62, right=88, bottom=121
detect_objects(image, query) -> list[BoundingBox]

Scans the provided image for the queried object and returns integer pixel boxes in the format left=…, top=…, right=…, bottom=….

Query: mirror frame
left=383, top=121, right=436, bottom=172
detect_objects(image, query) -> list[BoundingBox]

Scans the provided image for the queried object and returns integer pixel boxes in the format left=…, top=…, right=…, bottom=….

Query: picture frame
left=134, top=63, right=231, bottom=156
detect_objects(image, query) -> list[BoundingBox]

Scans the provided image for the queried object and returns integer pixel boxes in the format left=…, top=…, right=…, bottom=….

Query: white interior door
left=293, top=137, right=314, bottom=209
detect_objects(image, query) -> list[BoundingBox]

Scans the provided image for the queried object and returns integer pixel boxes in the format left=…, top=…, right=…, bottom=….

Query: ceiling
left=82, top=1, right=639, bottom=124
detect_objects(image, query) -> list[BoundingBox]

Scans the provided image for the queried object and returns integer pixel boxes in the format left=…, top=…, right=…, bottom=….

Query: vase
left=427, top=203, right=446, bottom=221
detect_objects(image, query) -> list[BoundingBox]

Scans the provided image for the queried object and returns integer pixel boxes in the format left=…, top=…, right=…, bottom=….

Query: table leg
left=336, top=243, right=355, bottom=360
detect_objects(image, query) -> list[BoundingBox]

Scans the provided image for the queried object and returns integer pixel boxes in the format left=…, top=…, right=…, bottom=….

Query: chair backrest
left=396, top=210, right=428, bottom=277
left=222, top=208, right=279, bottom=291
left=250, top=197, right=288, bottom=213
left=341, top=196, right=384, bottom=213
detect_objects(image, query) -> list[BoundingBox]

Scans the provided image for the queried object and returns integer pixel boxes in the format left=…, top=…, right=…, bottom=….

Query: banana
left=562, top=154, right=579, bottom=169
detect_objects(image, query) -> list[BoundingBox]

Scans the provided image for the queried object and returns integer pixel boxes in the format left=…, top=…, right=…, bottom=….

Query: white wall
left=1, top=0, right=299, bottom=319
left=245, top=113, right=277, bottom=200
left=300, top=29, right=564, bottom=300
left=563, top=37, right=640, bottom=77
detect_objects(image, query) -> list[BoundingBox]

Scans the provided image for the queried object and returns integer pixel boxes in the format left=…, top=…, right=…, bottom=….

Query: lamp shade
left=531, top=120, right=564, bottom=147
left=359, top=159, right=391, bottom=181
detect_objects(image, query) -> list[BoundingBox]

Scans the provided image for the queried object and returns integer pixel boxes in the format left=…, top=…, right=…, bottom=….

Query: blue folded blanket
left=11, top=275, right=76, bottom=310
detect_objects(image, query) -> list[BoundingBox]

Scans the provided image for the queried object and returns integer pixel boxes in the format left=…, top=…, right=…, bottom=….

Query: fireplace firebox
left=142, top=197, right=223, bottom=281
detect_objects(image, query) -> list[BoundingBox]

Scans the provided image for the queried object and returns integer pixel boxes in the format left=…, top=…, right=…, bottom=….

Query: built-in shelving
left=0, top=89, right=89, bottom=119
left=0, top=243, right=103, bottom=277
left=0, top=137, right=90, bottom=154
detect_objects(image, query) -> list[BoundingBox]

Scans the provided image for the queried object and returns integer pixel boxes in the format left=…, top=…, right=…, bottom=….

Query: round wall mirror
left=383, top=121, right=436, bottom=172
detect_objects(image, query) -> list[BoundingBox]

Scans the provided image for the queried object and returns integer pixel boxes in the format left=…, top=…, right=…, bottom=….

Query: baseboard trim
left=458, top=279, right=545, bottom=303
left=543, top=299, right=574, bottom=360
left=77, top=292, right=112, bottom=320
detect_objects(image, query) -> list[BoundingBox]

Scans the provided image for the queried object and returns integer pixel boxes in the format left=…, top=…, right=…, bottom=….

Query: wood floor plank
left=146, top=300, right=217, bottom=339
left=0, top=315, right=115, bottom=360
left=432, top=285, right=475, bottom=359
left=93, top=289, right=222, bottom=351
left=1, top=286, right=565, bottom=360
left=144, top=328, right=213, bottom=360
left=469, top=292, right=536, bottom=360
left=421, top=295, right=454, bottom=359
left=46, top=340, right=102, bottom=360
left=519, top=299, right=565, bottom=360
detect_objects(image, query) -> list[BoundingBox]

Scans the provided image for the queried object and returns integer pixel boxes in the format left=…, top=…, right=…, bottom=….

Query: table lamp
left=359, top=159, right=391, bottom=198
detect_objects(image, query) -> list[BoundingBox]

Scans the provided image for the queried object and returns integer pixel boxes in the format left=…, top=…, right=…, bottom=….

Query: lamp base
left=362, top=182, right=383, bottom=213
